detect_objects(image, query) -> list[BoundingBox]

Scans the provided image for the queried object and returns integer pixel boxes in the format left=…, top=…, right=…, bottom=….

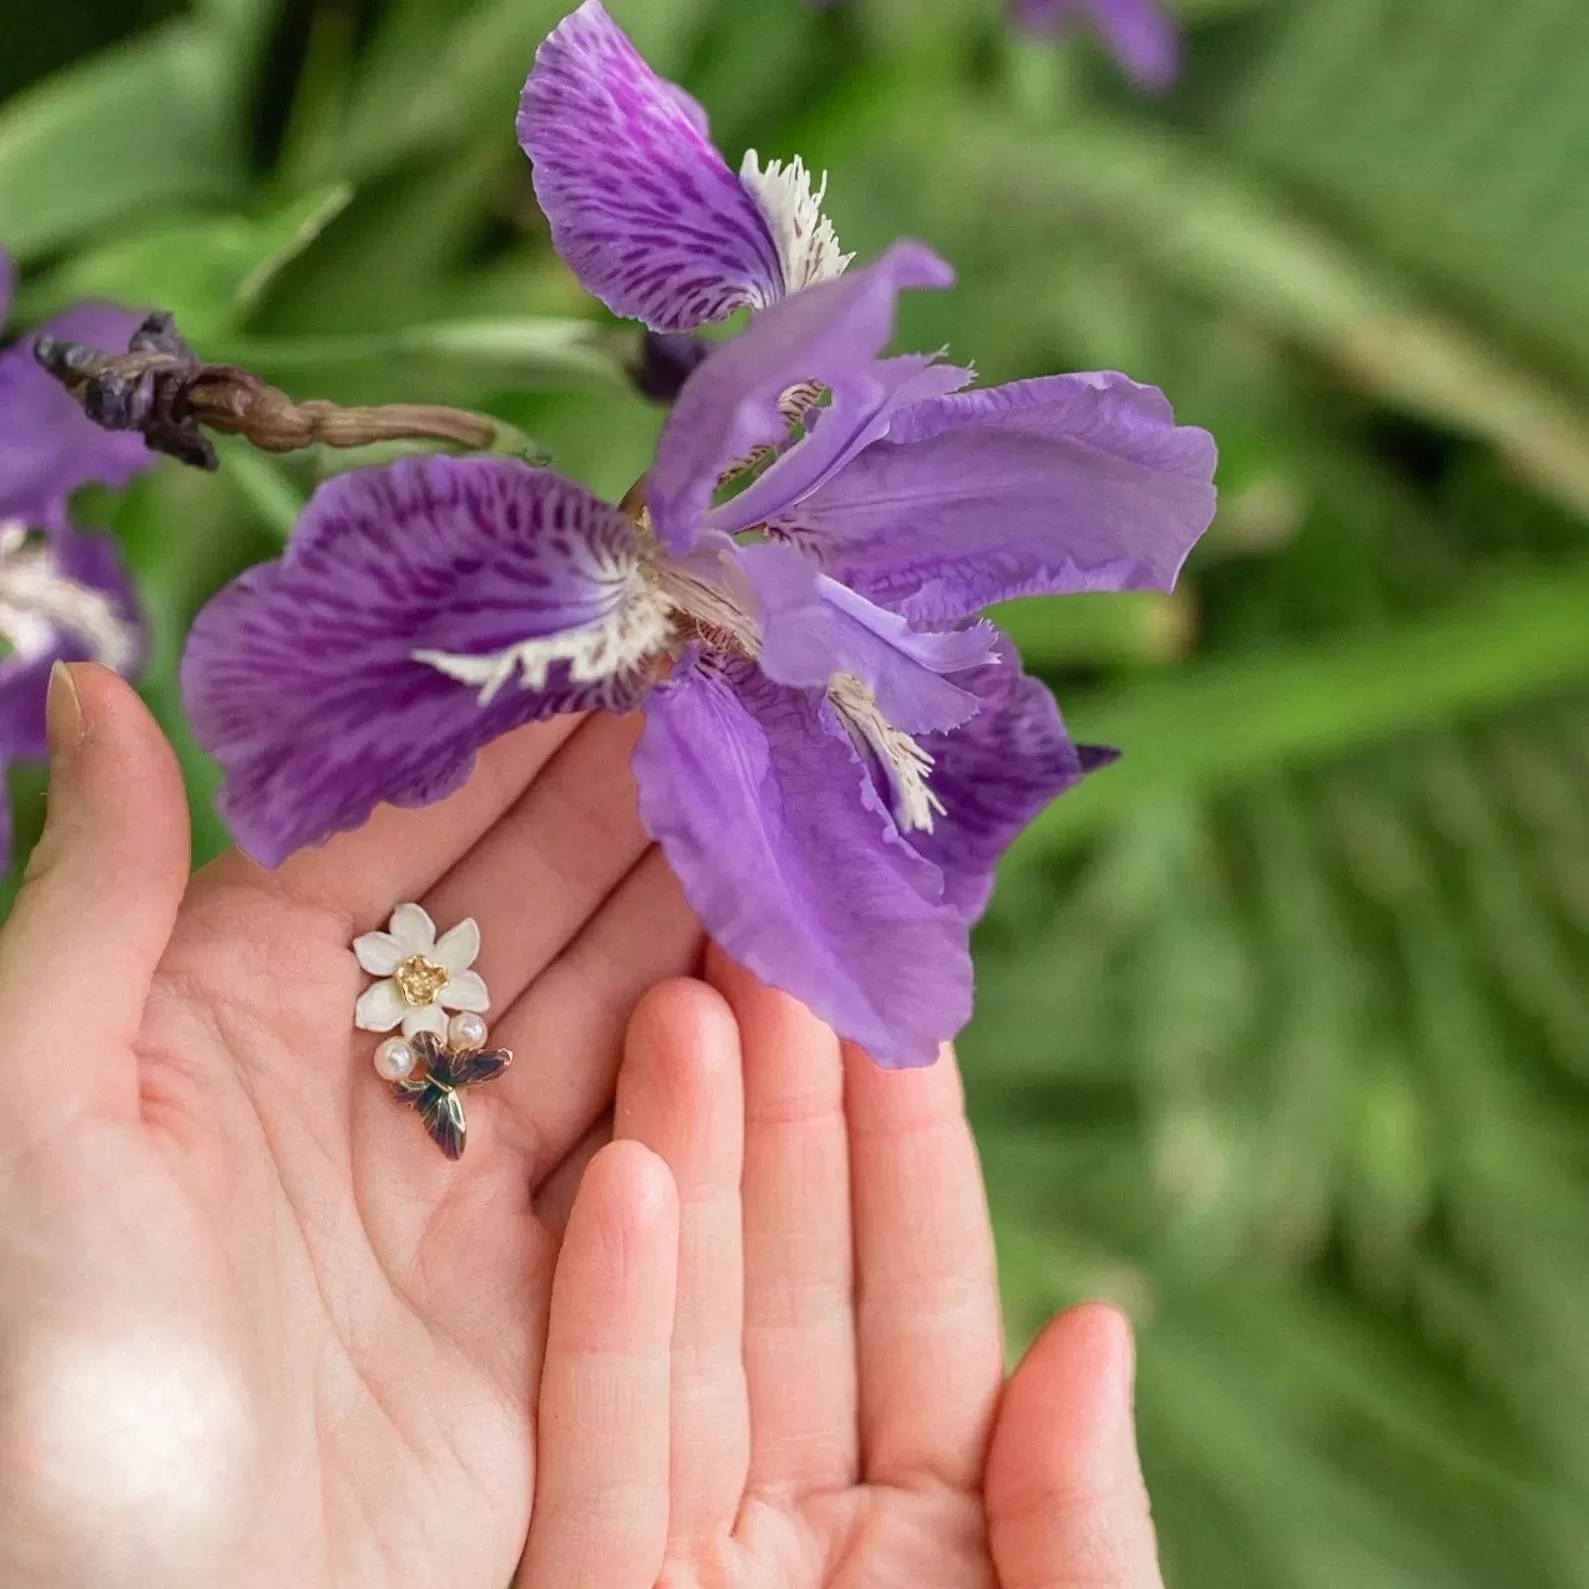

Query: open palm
left=0, top=665, right=700, bottom=1588
left=520, top=954, right=1167, bottom=1589
left=0, top=665, right=1164, bottom=1589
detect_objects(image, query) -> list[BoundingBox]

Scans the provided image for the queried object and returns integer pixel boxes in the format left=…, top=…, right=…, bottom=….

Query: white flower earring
left=353, top=903, right=489, bottom=1039
left=353, top=903, right=512, bottom=1159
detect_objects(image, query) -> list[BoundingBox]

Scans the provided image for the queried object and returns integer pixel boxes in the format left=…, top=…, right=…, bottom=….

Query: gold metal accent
left=393, top=955, right=449, bottom=1007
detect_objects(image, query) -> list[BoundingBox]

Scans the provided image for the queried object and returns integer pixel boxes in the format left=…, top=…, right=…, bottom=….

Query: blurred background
left=4, top=0, right=1589, bottom=1581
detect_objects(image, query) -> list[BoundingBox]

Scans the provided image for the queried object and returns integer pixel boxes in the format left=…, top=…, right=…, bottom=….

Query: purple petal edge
left=517, top=0, right=784, bottom=331
left=648, top=239, right=955, bottom=554
left=635, top=652, right=971, bottom=1067
left=776, top=370, right=1217, bottom=623
left=1010, top=0, right=1183, bottom=89
left=182, top=454, right=652, bottom=868
left=0, top=302, right=154, bottom=530
left=912, top=634, right=1108, bottom=920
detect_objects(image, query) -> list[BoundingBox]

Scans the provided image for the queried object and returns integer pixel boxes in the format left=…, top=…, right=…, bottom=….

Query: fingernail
left=46, top=661, right=84, bottom=763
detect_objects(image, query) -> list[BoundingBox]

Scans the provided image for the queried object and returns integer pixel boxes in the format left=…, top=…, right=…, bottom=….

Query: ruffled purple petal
left=648, top=240, right=957, bottom=553
left=0, top=303, right=154, bottom=529
left=0, top=525, right=144, bottom=763
left=737, top=540, right=994, bottom=733
left=773, top=371, right=1216, bottom=624
left=634, top=651, right=971, bottom=1067
left=705, top=355, right=971, bottom=541
left=517, top=0, right=784, bottom=331
left=912, top=634, right=1111, bottom=919
left=1011, top=0, right=1182, bottom=89
left=182, top=455, right=656, bottom=868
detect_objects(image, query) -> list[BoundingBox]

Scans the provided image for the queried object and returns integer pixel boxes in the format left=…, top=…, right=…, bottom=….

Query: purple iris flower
left=1, top=245, right=150, bottom=870
left=518, top=1, right=853, bottom=332
left=808, top=0, right=1182, bottom=92
left=1011, top=0, right=1181, bottom=89
left=1, top=250, right=154, bottom=533
left=181, top=236, right=1216, bottom=1067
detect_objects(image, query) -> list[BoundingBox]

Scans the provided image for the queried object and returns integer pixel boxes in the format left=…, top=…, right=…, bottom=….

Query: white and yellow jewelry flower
left=352, top=903, right=490, bottom=1038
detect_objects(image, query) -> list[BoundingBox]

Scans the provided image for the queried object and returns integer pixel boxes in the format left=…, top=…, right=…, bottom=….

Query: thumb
left=0, top=663, right=189, bottom=1131
left=985, top=1303, right=1165, bottom=1589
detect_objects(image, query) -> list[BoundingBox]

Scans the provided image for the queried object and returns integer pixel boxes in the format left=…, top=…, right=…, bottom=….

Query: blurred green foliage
left=3, top=0, right=1588, bottom=1581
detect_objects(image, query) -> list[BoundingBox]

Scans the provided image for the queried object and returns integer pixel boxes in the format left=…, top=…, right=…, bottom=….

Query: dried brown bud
left=34, top=311, right=504, bottom=470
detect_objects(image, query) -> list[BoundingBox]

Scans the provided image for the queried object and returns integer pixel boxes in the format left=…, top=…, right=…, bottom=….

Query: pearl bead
left=448, top=1011, right=489, bottom=1051
left=374, top=1037, right=417, bottom=1082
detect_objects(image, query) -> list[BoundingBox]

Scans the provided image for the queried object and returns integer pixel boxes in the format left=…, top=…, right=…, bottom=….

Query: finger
left=845, top=1041, right=1002, bottom=1490
left=986, top=1305, right=1164, bottom=1589
left=495, top=849, right=703, bottom=1178
left=519, top=1140, right=677, bottom=1589
left=202, top=712, right=583, bottom=930
left=0, top=665, right=187, bottom=1132
left=616, top=979, right=748, bottom=1544
left=708, top=949, right=858, bottom=1495
left=423, top=711, right=651, bottom=1012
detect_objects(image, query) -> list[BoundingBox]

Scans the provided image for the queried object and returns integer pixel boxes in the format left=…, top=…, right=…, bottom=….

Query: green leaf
left=16, top=185, right=354, bottom=341
left=929, top=107, right=1589, bottom=519
left=212, top=317, right=632, bottom=404
left=0, top=19, right=247, bottom=259
left=1227, top=0, right=1589, bottom=390
left=1016, top=561, right=1589, bottom=858
left=991, top=590, right=1196, bottom=668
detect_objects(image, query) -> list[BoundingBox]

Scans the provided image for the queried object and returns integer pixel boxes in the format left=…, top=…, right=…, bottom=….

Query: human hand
left=0, top=663, right=700, bottom=1588
left=521, top=950, right=1165, bottom=1587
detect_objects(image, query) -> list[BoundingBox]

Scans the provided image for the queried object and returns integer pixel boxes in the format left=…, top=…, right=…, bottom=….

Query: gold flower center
left=394, top=955, right=449, bottom=1007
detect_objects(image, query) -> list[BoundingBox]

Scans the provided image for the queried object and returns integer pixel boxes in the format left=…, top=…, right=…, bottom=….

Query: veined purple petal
left=773, top=371, right=1216, bottom=624
left=648, top=240, right=956, bottom=553
left=737, top=540, right=994, bottom=733
left=704, top=354, right=971, bottom=540
left=634, top=652, right=971, bottom=1067
left=182, top=455, right=662, bottom=868
left=0, top=524, right=144, bottom=763
left=517, top=0, right=784, bottom=331
left=1011, top=0, right=1182, bottom=90
left=0, top=302, right=154, bottom=530
left=912, top=634, right=1111, bottom=919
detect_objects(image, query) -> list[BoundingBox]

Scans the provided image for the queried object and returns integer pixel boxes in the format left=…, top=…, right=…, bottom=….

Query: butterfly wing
left=410, top=1030, right=447, bottom=1073
left=419, top=1084, right=467, bottom=1160
left=449, top=1047, right=513, bottom=1088
left=391, top=1075, right=430, bottom=1106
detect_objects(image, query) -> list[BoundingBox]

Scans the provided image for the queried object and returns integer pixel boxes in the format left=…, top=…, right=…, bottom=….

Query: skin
left=0, top=662, right=1165, bottom=1589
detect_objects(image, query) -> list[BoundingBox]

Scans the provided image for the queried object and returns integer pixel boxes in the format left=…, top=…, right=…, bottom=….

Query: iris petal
left=911, top=633, right=1111, bottom=919
left=647, top=240, right=957, bottom=554
left=771, top=371, right=1217, bottom=623
left=0, top=525, right=144, bottom=763
left=634, top=651, right=971, bottom=1067
left=517, top=0, right=784, bottom=331
left=182, top=455, right=657, bottom=867
left=737, top=541, right=995, bottom=733
left=1011, top=0, right=1182, bottom=91
left=0, top=301, right=154, bottom=530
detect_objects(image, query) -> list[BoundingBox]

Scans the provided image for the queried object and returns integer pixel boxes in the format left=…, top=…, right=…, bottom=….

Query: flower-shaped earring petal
left=353, top=902, right=490, bottom=1038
